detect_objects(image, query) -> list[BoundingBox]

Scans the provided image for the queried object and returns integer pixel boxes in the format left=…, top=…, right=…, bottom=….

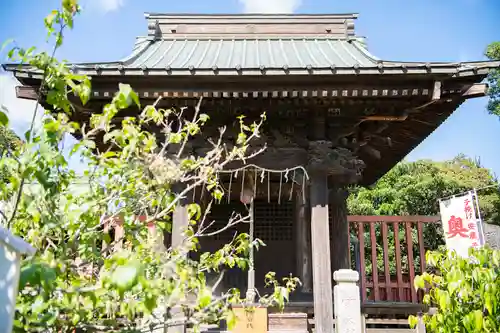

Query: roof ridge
left=144, top=13, right=359, bottom=18
left=145, top=13, right=358, bottom=40
left=144, top=36, right=358, bottom=40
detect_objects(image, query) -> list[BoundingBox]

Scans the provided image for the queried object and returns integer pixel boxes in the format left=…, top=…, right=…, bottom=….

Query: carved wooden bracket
left=307, top=141, right=365, bottom=183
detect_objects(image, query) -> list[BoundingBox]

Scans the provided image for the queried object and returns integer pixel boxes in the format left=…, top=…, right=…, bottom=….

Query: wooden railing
left=348, top=216, right=441, bottom=304
left=104, top=214, right=442, bottom=305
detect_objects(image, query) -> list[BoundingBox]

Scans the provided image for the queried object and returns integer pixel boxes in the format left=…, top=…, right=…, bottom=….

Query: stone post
left=416, top=313, right=426, bottom=333
left=0, top=226, right=36, bottom=333
left=333, top=269, right=362, bottom=333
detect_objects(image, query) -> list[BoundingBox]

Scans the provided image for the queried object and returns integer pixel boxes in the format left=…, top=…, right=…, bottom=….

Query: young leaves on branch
left=3, top=1, right=299, bottom=332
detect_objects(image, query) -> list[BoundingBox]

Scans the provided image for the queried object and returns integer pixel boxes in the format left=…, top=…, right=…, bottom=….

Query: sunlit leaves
left=4, top=2, right=297, bottom=332
left=486, top=41, right=500, bottom=117
left=72, top=77, right=91, bottom=105
left=0, top=105, right=9, bottom=126
left=115, top=83, right=140, bottom=109
left=109, top=261, right=143, bottom=295
left=408, top=315, right=419, bottom=328
left=412, top=247, right=500, bottom=332
left=19, top=261, right=57, bottom=290
left=197, top=287, right=212, bottom=308
left=225, top=309, right=237, bottom=330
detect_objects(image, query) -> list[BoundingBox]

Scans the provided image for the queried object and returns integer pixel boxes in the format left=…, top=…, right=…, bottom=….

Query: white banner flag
left=439, top=192, right=484, bottom=257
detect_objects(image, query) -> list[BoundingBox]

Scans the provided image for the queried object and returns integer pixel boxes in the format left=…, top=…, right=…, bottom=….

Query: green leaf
left=187, top=203, right=202, bottom=220
left=78, top=81, right=91, bottom=105
left=485, top=293, right=493, bottom=315
left=473, top=310, right=483, bottom=332
left=0, top=108, right=9, bottom=126
left=19, top=262, right=57, bottom=290
left=144, top=292, right=157, bottom=313
left=169, top=132, right=183, bottom=144
left=438, top=290, right=450, bottom=310
left=226, top=310, right=237, bottom=330
left=413, top=275, right=425, bottom=290
left=199, top=113, right=210, bottom=123
left=117, top=83, right=140, bottom=109
left=198, top=288, right=212, bottom=308
left=408, top=315, right=418, bottom=329
left=111, top=262, right=142, bottom=292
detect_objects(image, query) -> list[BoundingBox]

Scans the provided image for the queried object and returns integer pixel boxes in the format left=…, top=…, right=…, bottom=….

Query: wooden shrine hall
left=5, top=13, right=500, bottom=333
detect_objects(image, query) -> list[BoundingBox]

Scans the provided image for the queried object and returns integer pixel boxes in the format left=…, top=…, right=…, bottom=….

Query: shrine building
left=5, top=13, right=500, bottom=333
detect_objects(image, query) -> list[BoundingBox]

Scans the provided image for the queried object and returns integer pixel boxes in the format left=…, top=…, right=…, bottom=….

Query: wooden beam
left=362, top=115, right=407, bottom=122
left=15, top=86, right=38, bottom=100
left=462, top=83, right=488, bottom=99
left=309, top=171, right=334, bottom=333
left=295, top=188, right=312, bottom=293
left=431, top=81, right=442, bottom=101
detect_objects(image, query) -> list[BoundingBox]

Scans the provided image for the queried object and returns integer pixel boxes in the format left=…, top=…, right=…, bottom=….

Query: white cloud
left=0, top=74, right=43, bottom=136
left=85, top=0, right=125, bottom=13
left=239, top=0, right=301, bottom=13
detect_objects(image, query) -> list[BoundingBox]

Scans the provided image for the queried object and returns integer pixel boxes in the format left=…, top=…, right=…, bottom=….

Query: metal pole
left=473, top=189, right=486, bottom=246
left=245, top=199, right=256, bottom=303
left=352, top=235, right=363, bottom=302
left=438, top=183, right=499, bottom=202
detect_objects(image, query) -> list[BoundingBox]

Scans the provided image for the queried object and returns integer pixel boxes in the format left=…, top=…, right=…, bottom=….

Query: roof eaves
left=4, top=68, right=481, bottom=78
left=5, top=60, right=498, bottom=78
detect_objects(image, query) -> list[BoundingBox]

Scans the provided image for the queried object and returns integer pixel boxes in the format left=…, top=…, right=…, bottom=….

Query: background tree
left=486, top=41, right=500, bottom=116
left=348, top=155, right=500, bottom=223
left=1, top=2, right=297, bottom=332
left=0, top=125, right=21, bottom=153
left=0, top=118, right=22, bottom=183
left=347, top=155, right=500, bottom=276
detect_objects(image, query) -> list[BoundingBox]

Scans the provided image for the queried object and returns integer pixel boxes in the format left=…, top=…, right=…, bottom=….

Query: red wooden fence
left=105, top=214, right=442, bottom=304
left=347, top=216, right=441, bottom=303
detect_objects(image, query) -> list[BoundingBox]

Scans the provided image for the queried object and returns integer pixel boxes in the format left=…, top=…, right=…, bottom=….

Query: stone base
left=268, top=312, right=308, bottom=332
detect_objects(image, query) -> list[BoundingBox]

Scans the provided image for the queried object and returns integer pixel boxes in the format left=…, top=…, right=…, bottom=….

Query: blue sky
left=1, top=0, right=499, bottom=177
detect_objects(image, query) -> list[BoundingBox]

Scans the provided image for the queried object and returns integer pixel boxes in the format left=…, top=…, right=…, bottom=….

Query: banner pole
left=473, top=189, right=486, bottom=246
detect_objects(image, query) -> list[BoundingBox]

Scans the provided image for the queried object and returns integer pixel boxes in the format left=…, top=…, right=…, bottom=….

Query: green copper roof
left=114, top=37, right=377, bottom=69
left=3, top=12, right=499, bottom=77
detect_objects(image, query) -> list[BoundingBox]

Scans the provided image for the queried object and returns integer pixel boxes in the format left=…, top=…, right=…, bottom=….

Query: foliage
left=1, top=2, right=298, bottom=332
left=0, top=125, right=22, bottom=182
left=349, top=156, right=500, bottom=223
left=0, top=126, right=22, bottom=152
left=410, top=247, right=500, bottom=332
left=347, top=156, right=500, bottom=275
left=486, top=41, right=500, bottom=117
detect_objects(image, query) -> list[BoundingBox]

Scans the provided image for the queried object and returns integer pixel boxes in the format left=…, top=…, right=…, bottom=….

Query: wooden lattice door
left=253, top=199, right=295, bottom=291
left=198, top=198, right=295, bottom=296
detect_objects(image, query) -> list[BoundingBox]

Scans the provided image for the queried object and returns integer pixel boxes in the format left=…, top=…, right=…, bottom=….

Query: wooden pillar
left=330, top=186, right=350, bottom=273
left=295, top=189, right=312, bottom=293
left=310, top=171, right=334, bottom=333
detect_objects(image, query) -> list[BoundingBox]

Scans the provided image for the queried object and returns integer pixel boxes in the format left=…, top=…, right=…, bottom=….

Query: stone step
left=268, top=312, right=309, bottom=332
